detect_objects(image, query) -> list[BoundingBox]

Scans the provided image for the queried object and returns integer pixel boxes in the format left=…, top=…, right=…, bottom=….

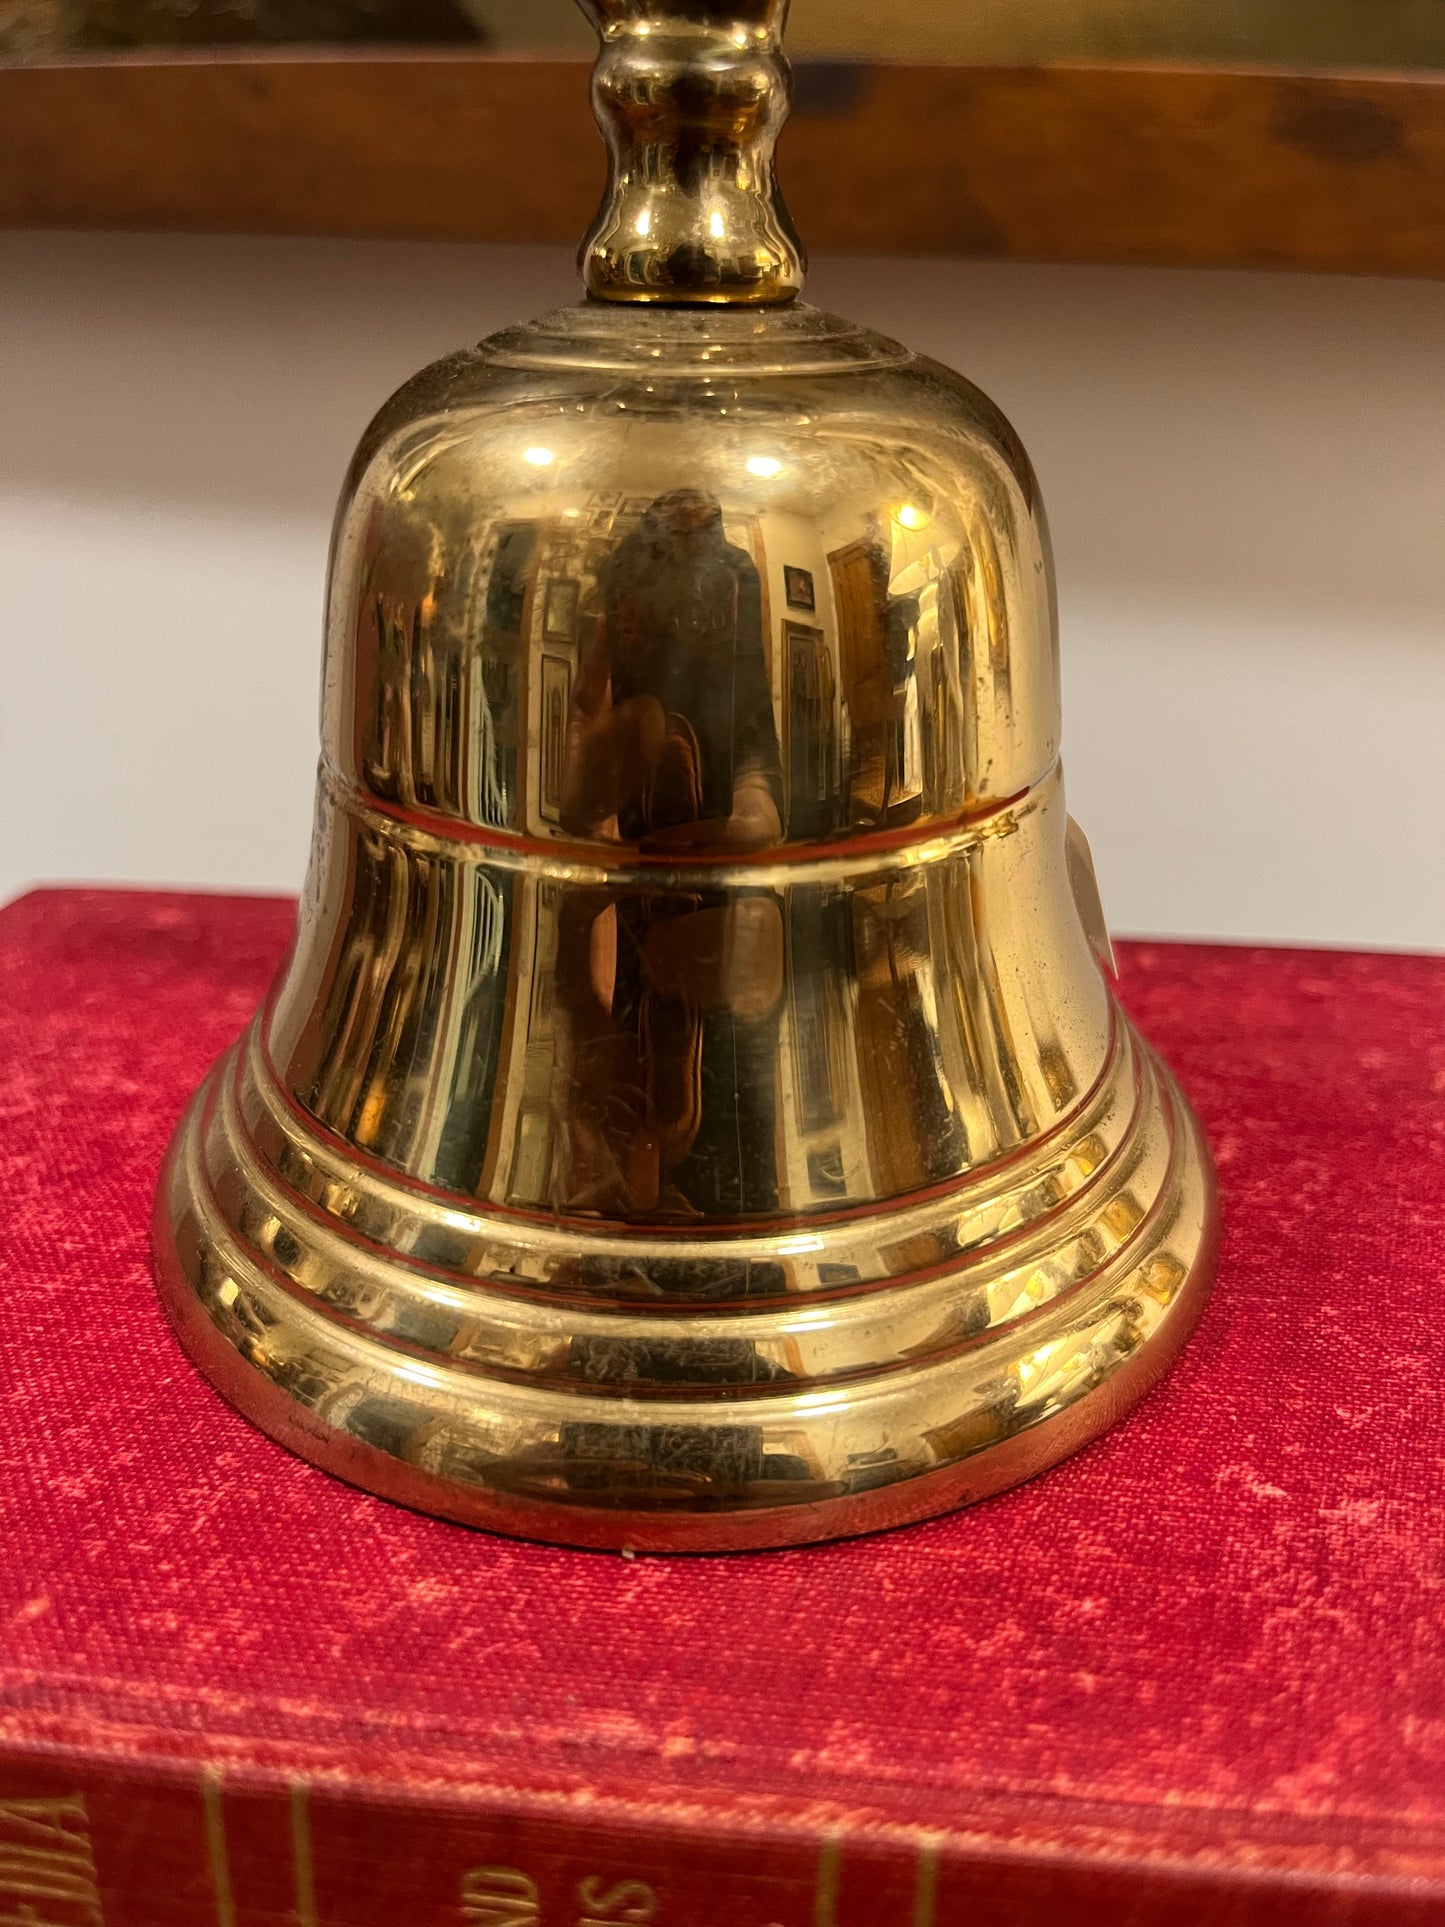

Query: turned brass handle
left=575, top=0, right=805, bottom=305
left=576, top=2, right=788, bottom=37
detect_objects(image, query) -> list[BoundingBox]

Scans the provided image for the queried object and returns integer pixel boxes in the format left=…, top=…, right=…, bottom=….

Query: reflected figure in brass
left=558, top=488, right=784, bottom=1225
left=152, top=0, right=1218, bottom=1550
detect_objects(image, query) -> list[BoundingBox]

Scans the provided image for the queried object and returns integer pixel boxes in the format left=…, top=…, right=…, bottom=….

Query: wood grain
left=1, top=50, right=1443, bottom=276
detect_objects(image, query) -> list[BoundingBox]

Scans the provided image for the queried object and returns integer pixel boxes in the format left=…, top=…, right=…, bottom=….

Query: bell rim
left=151, top=1024, right=1218, bottom=1554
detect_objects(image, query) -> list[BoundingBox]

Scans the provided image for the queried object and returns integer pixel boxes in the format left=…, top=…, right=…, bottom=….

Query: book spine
left=0, top=1745, right=1434, bottom=1927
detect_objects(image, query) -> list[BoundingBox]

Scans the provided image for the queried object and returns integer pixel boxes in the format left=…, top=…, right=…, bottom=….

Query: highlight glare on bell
left=153, top=0, right=1218, bottom=1551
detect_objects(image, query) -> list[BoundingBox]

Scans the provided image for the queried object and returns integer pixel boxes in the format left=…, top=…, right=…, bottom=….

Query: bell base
left=152, top=1023, right=1217, bottom=1554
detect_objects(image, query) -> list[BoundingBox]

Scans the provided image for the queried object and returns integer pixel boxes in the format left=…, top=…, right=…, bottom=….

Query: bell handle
left=574, top=0, right=806, bottom=305
left=576, top=2, right=788, bottom=25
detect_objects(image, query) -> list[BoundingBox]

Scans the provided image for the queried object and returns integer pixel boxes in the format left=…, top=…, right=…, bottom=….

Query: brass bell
left=154, top=0, right=1218, bottom=1551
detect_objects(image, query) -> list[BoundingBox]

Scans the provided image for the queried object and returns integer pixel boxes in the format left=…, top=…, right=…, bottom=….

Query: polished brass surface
left=153, top=0, right=1217, bottom=1551
left=579, top=0, right=805, bottom=305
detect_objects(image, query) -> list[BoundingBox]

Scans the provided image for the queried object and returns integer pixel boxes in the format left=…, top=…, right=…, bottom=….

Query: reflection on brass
left=154, top=0, right=1218, bottom=1551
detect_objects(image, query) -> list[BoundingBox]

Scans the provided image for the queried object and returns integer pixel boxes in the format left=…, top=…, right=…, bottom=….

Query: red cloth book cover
left=0, top=888, right=1441, bottom=1927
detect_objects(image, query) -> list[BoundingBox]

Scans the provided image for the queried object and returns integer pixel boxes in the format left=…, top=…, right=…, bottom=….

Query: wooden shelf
left=2, top=49, right=1443, bottom=277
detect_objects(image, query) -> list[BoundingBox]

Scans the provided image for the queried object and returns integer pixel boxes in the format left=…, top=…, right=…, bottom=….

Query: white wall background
left=1, top=230, right=1441, bottom=948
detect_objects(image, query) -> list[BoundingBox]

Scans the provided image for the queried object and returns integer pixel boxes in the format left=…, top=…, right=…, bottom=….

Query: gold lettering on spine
left=576, top=1876, right=656, bottom=1924
left=289, top=1782, right=319, bottom=1927
left=201, top=1772, right=235, bottom=1927
left=813, top=1836, right=841, bottom=1927
left=0, top=1795, right=104, bottom=1927
left=911, top=1841, right=939, bottom=1927
left=460, top=1866, right=539, bottom=1927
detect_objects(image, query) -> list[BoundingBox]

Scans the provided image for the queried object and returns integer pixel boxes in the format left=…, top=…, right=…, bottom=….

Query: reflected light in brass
left=153, top=0, right=1218, bottom=1553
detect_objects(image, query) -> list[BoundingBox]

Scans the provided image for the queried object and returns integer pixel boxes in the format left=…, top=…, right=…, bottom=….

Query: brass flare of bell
left=153, top=0, right=1218, bottom=1551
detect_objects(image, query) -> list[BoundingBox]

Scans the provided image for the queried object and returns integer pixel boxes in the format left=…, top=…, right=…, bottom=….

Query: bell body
left=153, top=296, right=1217, bottom=1549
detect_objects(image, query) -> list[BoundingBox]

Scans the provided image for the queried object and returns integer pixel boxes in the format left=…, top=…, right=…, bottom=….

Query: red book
left=1, top=888, right=1441, bottom=1927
